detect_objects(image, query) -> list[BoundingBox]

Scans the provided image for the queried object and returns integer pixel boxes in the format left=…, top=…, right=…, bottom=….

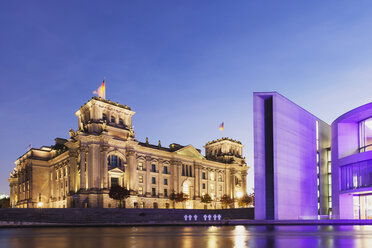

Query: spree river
left=1, top=225, right=372, bottom=248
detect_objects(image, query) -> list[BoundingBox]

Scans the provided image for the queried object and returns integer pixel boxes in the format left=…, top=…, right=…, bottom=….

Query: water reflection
left=1, top=225, right=372, bottom=248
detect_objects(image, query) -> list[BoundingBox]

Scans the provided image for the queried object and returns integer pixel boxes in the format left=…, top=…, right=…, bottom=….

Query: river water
left=1, top=225, right=372, bottom=248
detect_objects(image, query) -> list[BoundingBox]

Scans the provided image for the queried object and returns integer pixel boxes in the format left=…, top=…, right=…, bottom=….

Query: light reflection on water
left=1, top=225, right=372, bottom=248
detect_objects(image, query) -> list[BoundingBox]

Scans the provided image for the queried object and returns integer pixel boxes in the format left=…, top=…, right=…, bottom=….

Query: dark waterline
left=1, top=225, right=372, bottom=248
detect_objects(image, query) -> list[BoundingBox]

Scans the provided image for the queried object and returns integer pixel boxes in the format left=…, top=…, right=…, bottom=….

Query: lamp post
left=37, top=193, right=43, bottom=208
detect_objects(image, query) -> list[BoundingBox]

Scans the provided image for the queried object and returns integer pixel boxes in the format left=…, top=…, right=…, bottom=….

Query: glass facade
left=340, top=160, right=372, bottom=191
left=353, top=195, right=372, bottom=219
left=359, top=117, right=372, bottom=152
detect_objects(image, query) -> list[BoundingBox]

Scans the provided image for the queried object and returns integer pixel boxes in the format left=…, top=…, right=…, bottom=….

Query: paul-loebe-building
left=9, top=97, right=248, bottom=209
left=254, top=92, right=372, bottom=220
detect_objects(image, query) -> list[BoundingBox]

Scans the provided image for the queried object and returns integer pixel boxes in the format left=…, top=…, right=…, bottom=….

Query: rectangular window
left=163, top=166, right=168, bottom=174
left=164, top=189, right=168, bottom=197
left=152, top=188, right=156, bottom=196
left=210, top=172, right=215, bottom=181
left=138, top=162, right=143, bottom=171
left=139, top=176, right=143, bottom=183
left=189, top=165, right=192, bottom=177
left=164, top=178, right=168, bottom=185
left=202, top=172, right=206, bottom=179
left=202, top=183, right=205, bottom=189
left=152, top=164, right=156, bottom=172
left=152, top=177, right=156, bottom=184
left=138, top=186, right=143, bottom=195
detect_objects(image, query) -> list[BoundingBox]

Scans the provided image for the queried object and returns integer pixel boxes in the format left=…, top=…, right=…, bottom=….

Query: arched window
left=102, top=113, right=107, bottom=122
left=119, top=118, right=124, bottom=125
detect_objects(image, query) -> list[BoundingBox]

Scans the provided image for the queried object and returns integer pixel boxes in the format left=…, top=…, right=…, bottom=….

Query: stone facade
left=9, top=97, right=249, bottom=209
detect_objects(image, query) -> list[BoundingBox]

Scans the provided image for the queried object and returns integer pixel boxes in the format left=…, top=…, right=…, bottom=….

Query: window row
left=138, top=162, right=169, bottom=174
left=340, top=160, right=372, bottom=191
left=137, top=187, right=168, bottom=197
left=102, top=113, right=125, bottom=126
left=139, top=176, right=168, bottom=185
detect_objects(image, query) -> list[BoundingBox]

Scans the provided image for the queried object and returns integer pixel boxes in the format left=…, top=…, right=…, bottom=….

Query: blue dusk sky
left=2, top=1, right=372, bottom=194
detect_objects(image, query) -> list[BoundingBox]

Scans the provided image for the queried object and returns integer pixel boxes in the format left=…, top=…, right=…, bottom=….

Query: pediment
left=174, top=145, right=205, bottom=160
left=108, top=167, right=125, bottom=174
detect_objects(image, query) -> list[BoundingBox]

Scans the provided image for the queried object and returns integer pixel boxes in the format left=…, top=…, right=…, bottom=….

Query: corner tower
left=75, top=97, right=136, bottom=140
left=204, top=137, right=245, bottom=166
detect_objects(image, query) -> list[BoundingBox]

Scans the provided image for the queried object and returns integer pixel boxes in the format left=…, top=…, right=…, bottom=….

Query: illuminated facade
left=331, top=102, right=372, bottom=219
left=9, top=97, right=248, bottom=209
left=254, top=92, right=332, bottom=220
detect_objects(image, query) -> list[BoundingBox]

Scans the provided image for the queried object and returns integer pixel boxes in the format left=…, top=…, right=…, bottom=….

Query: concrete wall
left=254, top=92, right=330, bottom=220
left=0, top=208, right=254, bottom=224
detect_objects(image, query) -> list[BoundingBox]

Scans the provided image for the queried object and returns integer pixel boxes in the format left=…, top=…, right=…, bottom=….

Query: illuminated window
left=138, top=162, right=143, bottom=171
left=138, top=186, right=143, bottom=195
left=107, top=155, right=123, bottom=168
left=139, top=176, right=143, bottom=183
left=359, top=117, right=372, bottom=152
left=211, top=184, right=214, bottom=190
left=210, top=172, right=215, bottom=181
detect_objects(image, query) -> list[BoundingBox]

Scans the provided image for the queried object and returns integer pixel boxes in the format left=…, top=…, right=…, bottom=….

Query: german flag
left=219, top=122, right=224, bottom=131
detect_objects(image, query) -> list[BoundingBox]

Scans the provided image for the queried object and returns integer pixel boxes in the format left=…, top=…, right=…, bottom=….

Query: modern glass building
left=254, top=92, right=372, bottom=220
left=332, top=102, right=372, bottom=219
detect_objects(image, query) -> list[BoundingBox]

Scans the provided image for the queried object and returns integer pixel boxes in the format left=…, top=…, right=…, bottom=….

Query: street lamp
left=37, top=193, right=43, bottom=208
left=236, top=190, right=243, bottom=199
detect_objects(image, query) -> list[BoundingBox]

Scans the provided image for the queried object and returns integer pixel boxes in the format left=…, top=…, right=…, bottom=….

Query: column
left=128, top=150, right=137, bottom=191
left=241, top=171, right=247, bottom=195
left=69, top=149, right=79, bottom=192
left=80, top=147, right=87, bottom=190
left=145, top=156, right=151, bottom=196
left=225, top=169, right=231, bottom=198
left=194, top=163, right=200, bottom=199
left=100, top=146, right=108, bottom=189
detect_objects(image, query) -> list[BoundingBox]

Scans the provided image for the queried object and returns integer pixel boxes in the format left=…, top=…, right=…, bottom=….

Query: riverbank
left=0, top=208, right=253, bottom=227
left=1, top=208, right=372, bottom=227
left=2, top=219, right=372, bottom=228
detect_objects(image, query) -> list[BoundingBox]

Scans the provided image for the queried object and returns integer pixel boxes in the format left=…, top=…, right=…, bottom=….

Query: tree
left=221, top=194, right=234, bottom=209
left=238, top=194, right=253, bottom=207
left=169, top=190, right=177, bottom=209
left=201, top=194, right=212, bottom=209
left=0, top=197, right=10, bottom=208
left=176, top=192, right=188, bottom=208
left=109, top=184, right=130, bottom=208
